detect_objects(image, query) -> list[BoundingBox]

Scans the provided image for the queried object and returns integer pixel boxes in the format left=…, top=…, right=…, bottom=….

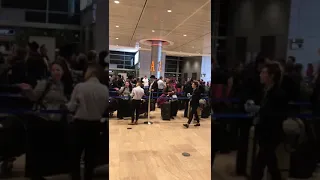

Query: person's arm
left=66, top=84, right=80, bottom=112
left=22, top=80, right=47, bottom=101
left=130, top=88, right=135, bottom=98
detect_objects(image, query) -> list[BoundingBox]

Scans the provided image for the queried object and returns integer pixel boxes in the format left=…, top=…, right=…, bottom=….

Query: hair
left=263, top=63, right=283, bottom=86
left=192, top=81, right=199, bottom=87
left=125, top=80, right=133, bottom=92
left=28, top=41, right=39, bottom=52
left=51, top=60, right=73, bottom=97
left=136, top=81, right=142, bottom=86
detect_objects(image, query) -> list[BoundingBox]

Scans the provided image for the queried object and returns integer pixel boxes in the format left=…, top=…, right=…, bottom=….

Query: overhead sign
left=150, top=60, right=162, bottom=72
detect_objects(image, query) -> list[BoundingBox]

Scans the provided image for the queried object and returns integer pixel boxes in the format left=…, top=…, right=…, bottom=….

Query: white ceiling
left=109, top=0, right=211, bottom=56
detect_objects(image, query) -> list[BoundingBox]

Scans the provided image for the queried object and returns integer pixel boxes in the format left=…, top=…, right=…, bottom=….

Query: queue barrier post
left=144, top=89, right=153, bottom=125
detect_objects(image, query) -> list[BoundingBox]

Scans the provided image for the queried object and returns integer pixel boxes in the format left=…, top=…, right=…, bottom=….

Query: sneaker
left=183, top=124, right=189, bottom=128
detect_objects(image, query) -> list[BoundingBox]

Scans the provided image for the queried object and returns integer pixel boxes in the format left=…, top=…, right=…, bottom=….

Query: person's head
left=159, top=76, right=163, bottom=80
left=150, top=75, right=156, bottom=81
left=40, top=44, right=47, bottom=55
left=192, top=81, right=199, bottom=89
left=136, top=81, right=142, bottom=87
left=118, top=75, right=122, bottom=79
left=51, top=61, right=65, bottom=81
left=260, top=63, right=282, bottom=86
left=84, top=65, right=100, bottom=81
left=125, top=81, right=130, bottom=87
left=87, top=50, right=97, bottom=63
left=28, top=41, right=39, bottom=52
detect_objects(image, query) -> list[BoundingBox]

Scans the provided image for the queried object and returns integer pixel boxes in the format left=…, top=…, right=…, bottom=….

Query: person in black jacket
left=26, top=41, right=48, bottom=87
left=183, top=79, right=193, bottom=117
left=252, top=63, right=288, bottom=180
left=183, top=81, right=201, bottom=128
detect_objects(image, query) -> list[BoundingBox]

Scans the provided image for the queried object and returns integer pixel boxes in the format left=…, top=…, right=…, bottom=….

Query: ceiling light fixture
left=192, top=46, right=194, bottom=48
left=116, top=25, right=119, bottom=28
left=167, top=10, right=172, bottom=13
left=116, top=38, right=119, bottom=39
left=152, top=30, right=155, bottom=32
left=183, top=34, right=187, bottom=37
left=114, top=1, right=120, bottom=4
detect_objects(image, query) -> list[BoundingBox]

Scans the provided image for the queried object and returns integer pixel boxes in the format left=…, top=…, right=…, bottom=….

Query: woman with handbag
left=19, top=60, right=73, bottom=180
left=116, top=81, right=133, bottom=119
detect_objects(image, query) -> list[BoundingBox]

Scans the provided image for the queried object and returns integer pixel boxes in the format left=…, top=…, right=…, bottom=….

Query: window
left=25, top=11, right=46, bottom=23
left=48, top=13, right=80, bottom=25
left=109, top=51, right=135, bottom=70
left=49, top=0, right=68, bottom=12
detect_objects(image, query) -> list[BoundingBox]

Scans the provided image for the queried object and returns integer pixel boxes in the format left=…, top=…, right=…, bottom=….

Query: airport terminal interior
left=1, top=0, right=320, bottom=180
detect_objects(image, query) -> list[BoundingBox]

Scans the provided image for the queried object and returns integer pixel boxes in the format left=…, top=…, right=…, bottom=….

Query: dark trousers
left=131, top=99, right=141, bottom=122
left=235, top=119, right=252, bottom=175
left=187, top=104, right=200, bottom=124
left=184, top=100, right=189, bottom=117
left=70, top=120, right=101, bottom=180
left=252, top=140, right=281, bottom=180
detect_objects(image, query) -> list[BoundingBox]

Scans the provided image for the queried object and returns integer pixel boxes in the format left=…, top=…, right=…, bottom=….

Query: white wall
left=201, top=56, right=211, bottom=82
left=287, top=0, right=320, bottom=69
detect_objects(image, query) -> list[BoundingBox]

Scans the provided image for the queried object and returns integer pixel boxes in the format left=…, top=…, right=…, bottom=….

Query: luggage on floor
left=161, top=101, right=171, bottom=120
left=171, top=100, right=178, bottom=117
left=150, top=99, right=156, bottom=111
left=246, top=126, right=290, bottom=180
left=289, top=119, right=318, bottom=179
left=201, top=105, right=210, bottom=118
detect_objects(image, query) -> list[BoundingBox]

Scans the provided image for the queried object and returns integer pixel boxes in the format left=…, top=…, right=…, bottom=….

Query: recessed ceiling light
left=183, top=34, right=187, bottom=37
left=114, top=1, right=120, bottom=4
left=116, top=45, right=119, bottom=46
left=152, top=30, right=155, bottom=32
left=116, top=25, right=119, bottom=28
left=167, top=10, right=172, bottom=13
left=192, top=46, right=194, bottom=48
left=116, top=38, right=119, bottom=39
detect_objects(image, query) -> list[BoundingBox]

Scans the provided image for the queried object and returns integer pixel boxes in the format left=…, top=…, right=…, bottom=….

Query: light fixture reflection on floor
left=167, top=10, right=172, bottom=12
left=183, top=34, right=187, bottom=36
left=114, top=1, right=120, bottom=4
left=116, top=25, right=119, bottom=27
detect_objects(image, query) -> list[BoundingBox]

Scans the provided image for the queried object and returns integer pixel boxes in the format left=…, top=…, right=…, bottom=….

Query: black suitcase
left=161, top=102, right=171, bottom=120
left=201, top=105, right=210, bottom=118
left=171, top=100, right=178, bottom=117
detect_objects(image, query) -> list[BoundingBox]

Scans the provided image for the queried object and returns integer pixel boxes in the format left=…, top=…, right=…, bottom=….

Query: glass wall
left=1, top=0, right=80, bottom=25
left=164, top=56, right=182, bottom=82
left=109, top=51, right=135, bottom=69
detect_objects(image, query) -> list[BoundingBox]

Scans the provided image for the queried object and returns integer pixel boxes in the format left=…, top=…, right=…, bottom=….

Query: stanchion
left=144, top=89, right=153, bottom=125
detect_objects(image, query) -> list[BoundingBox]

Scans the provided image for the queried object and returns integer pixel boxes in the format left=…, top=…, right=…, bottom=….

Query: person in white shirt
left=157, top=76, right=165, bottom=91
left=67, top=65, right=108, bottom=180
left=130, top=81, right=145, bottom=125
left=142, top=75, right=149, bottom=88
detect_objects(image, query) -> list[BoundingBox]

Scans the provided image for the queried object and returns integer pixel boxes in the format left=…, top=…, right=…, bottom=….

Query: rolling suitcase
left=161, top=101, right=171, bottom=120
left=246, top=126, right=290, bottom=180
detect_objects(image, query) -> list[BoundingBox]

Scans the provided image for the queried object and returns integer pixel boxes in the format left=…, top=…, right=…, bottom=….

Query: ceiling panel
left=109, top=0, right=211, bottom=55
